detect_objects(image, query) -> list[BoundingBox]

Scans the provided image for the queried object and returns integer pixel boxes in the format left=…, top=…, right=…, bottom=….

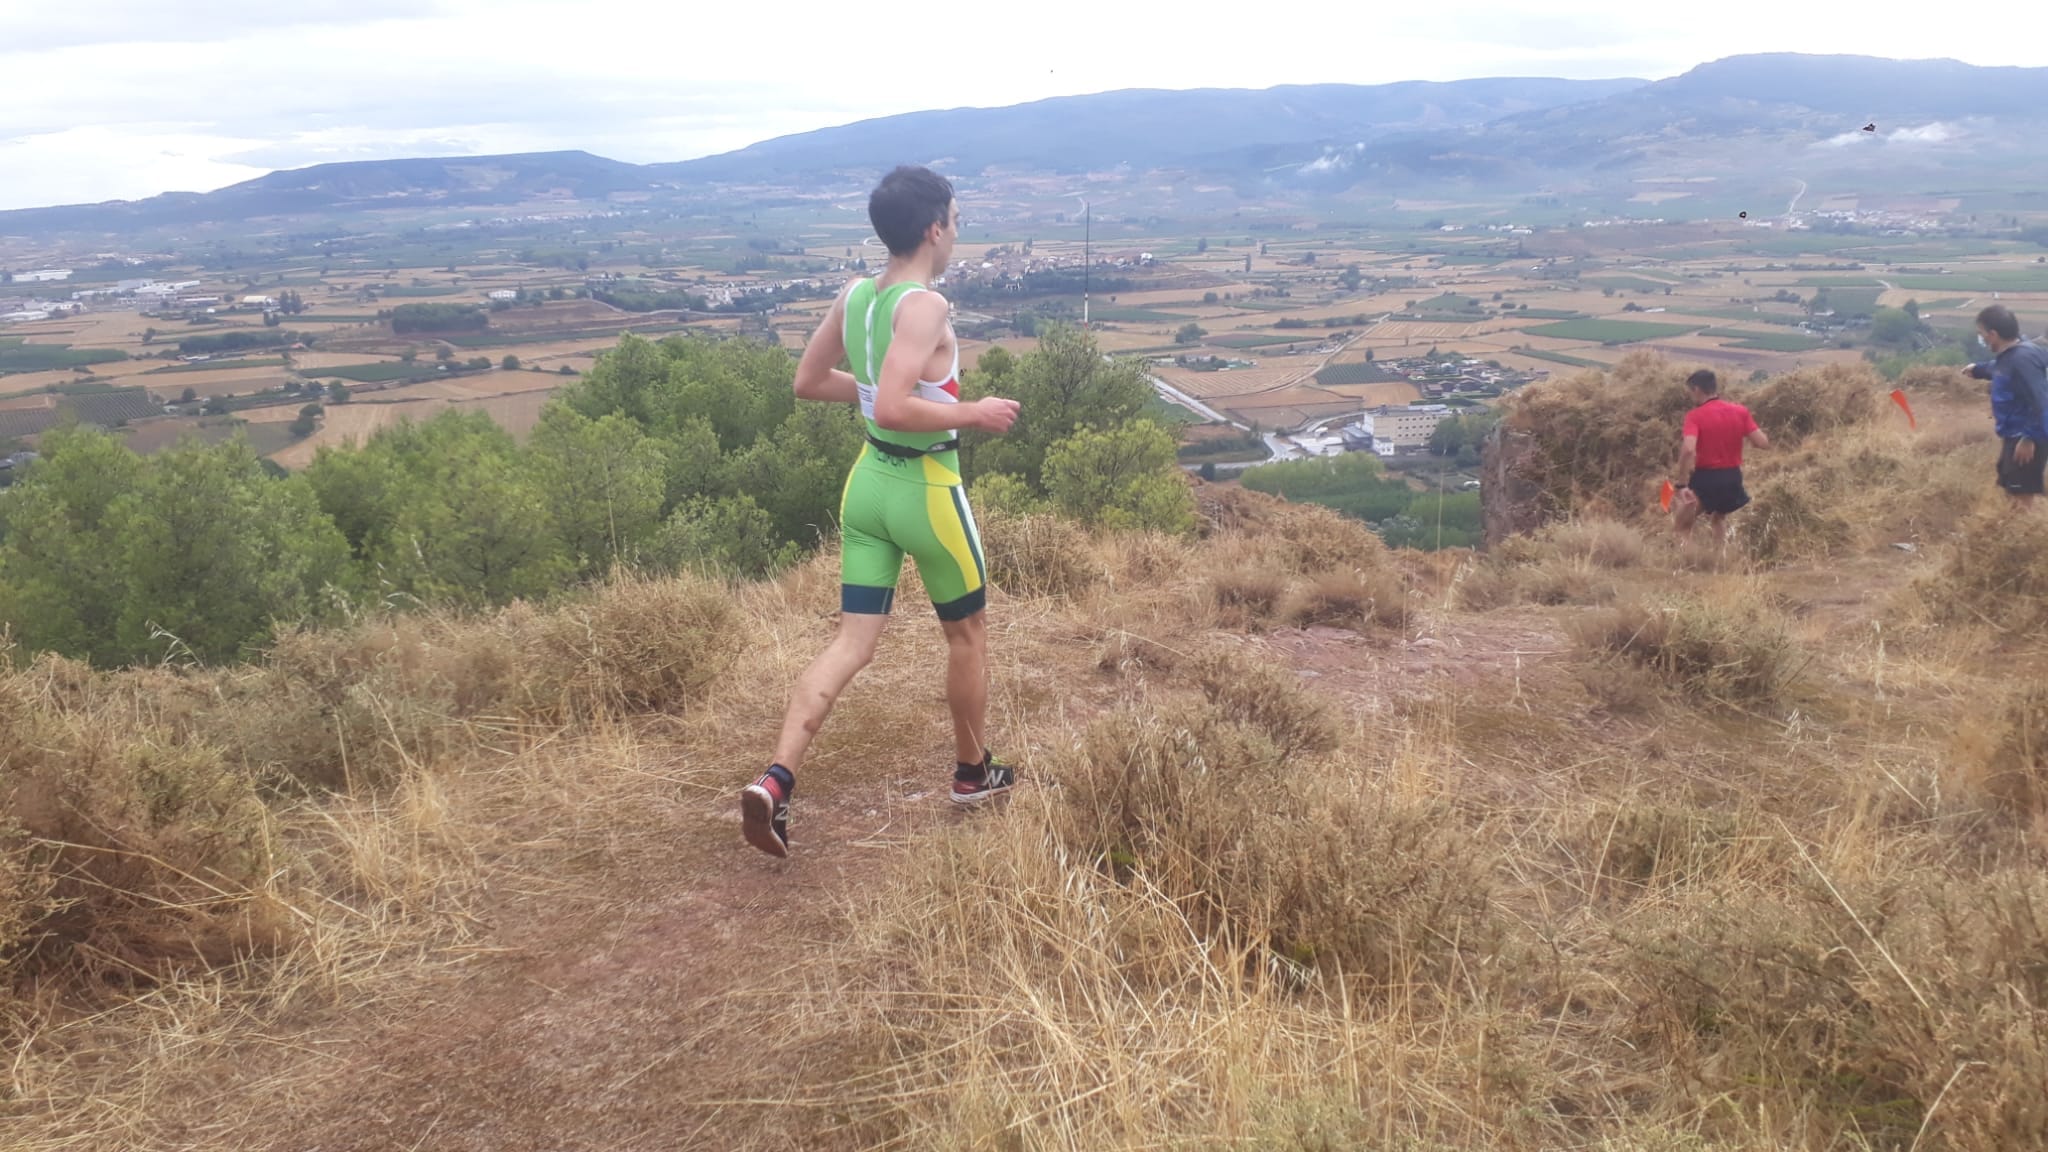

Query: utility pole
left=1082, top=199, right=1090, bottom=329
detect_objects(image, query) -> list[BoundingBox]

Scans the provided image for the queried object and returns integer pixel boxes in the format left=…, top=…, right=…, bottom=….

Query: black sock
left=767, top=763, right=795, bottom=796
left=955, top=751, right=990, bottom=783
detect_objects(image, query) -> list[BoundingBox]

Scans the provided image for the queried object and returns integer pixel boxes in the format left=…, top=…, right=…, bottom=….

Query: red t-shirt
left=1683, top=397, right=1758, bottom=470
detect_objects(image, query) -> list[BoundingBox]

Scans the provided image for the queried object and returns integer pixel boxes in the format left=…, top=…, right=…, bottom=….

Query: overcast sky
left=0, top=1, right=2032, bottom=212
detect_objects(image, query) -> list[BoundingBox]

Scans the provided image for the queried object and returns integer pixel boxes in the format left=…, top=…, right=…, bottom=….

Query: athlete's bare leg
left=771, top=611, right=889, bottom=773
left=939, top=611, right=989, bottom=766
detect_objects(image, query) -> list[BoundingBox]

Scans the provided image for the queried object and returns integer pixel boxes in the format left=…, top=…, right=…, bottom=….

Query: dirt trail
left=232, top=761, right=961, bottom=1152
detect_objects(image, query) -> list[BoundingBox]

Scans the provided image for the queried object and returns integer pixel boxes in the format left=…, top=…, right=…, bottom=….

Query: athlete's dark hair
left=1978, top=304, right=2020, bottom=343
left=869, top=166, right=955, bottom=257
left=1686, top=368, right=1718, bottom=395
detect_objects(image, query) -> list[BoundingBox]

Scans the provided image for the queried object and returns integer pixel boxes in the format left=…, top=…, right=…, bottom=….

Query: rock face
left=1479, top=422, right=1545, bottom=551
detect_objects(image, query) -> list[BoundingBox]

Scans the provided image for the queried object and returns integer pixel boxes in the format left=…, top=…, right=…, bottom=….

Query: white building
left=1356, top=403, right=1454, bottom=450
left=14, top=269, right=72, bottom=283
left=487, top=289, right=519, bottom=302
left=3, top=310, right=52, bottom=323
left=240, top=295, right=277, bottom=309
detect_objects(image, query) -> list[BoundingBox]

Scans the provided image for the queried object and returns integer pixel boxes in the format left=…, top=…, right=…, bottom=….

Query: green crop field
left=1212, top=333, right=1313, bottom=349
left=1892, top=270, right=2048, bottom=292
left=1315, top=363, right=1404, bottom=387
left=1081, top=306, right=1194, bottom=323
left=1513, top=347, right=1606, bottom=368
left=1507, top=308, right=1589, bottom=320
left=0, top=343, right=130, bottom=375
left=1689, top=307, right=1811, bottom=327
left=1704, top=328, right=1826, bottom=352
left=1586, top=276, right=1678, bottom=294
left=323, top=362, right=446, bottom=384
left=1523, top=319, right=1701, bottom=344
left=147, top=358, right=287, bottom=374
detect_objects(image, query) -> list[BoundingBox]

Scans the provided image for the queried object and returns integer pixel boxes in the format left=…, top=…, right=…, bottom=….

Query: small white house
left=241, top=295, right=277, bottom=308
left=487, top=289, right=519, bottom=302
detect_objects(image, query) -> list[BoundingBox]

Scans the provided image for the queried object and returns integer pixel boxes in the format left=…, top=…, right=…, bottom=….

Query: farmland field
left=1704, top=328, right=1827, bottom=352
left=1522, top=318, right=1702, bottom=343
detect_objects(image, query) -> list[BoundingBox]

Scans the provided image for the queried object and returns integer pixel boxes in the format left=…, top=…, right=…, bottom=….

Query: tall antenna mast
left=1082, top=199, right=1090, bottom=329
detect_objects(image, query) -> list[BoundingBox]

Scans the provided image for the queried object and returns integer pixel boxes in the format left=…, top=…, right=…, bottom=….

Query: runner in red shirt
left=1672, top=369, right=1769, bottom=544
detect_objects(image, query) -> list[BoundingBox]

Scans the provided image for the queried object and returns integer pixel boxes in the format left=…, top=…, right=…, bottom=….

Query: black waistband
left=866, top=433, right=958, bottom=459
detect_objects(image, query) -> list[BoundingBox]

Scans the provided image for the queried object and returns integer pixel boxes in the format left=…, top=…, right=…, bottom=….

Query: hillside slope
left=5, top=361, right=2047, bottom=1151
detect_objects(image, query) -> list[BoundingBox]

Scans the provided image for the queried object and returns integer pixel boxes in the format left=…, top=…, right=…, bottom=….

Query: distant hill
left=2, top=54, right=2044, bottom=238
left=1321, top=54, right=2048, bottom=189
left=648, top=78, right=1647, bottom=181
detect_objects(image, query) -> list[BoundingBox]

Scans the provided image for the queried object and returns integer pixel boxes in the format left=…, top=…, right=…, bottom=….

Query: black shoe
left=950, top=753, right=1016, bottom=806
left=741, top=765, right=794, bottom=857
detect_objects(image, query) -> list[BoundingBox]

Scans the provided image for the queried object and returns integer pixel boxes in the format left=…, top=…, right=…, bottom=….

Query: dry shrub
left=509, top=570, right=743, bottom=721
left=1206, top=562, right=1288, bottom=629
left=1499, top=351, right=1696, bottom=521
left=1956, top=682, right=2048, bottom=820
left=234, top=571, right=741, bottom=791
left=974, top=506, right=1103, bottom=599
left=1454, top=522, right=1633, bottom=610
left=1189, top=649, right=1339, bottom=758
left=1579, top=801, right=1758, bottom=896
left=1623, top=866, right=2048, bottom=1151
left=1265, top=500, right=1391, bottom=575
left=1545, top=518, right=1649, bottom=570
left=1579, top=592, right=1797, bottom=705
left=1919, top=510, right=2048, bottom=635
left=0, top=657, right=290, bottom=992
left=1052, top=701, right=1499, bottom=987
left=1282, top=566, right=1409, bottom=630
left=1897, top=362, right=1980, bottom=403
left=1742, top=361, right=1882, bottom=446
left=1744, top=476, right=1855, bottom=563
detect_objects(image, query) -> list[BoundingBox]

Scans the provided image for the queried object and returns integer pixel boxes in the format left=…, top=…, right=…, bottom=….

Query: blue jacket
left=1969, top=340, right=2048, bottom=442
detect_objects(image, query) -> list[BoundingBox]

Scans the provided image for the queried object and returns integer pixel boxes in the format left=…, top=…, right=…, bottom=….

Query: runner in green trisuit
left=740, top=165, right=1023, bottom=858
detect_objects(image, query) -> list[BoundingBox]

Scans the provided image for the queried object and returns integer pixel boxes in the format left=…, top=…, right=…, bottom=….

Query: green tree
left=960, top=323, right=1154, bottom=491
left=401, top=348, right=418, bottom=363
left=645, top=493, right=800, bottom=579
left=501, top=354, right=521, bottom=371
left=1338, top=265, right=1363, bottom=291
left=528, top=406, right=669, bottom=577
left=289, top=403, right=322, bottom=439
left=1042, top=421, right=1197, bottom=534
left=375, top=430, right=567, bottom=606
left=967, top=472, right=1045, bottom=516
left=110, top=437, right=350, bottom=663
left=436, top=346, right=455, bottom=363
left=1869, top=306, right=1921, bottom=347
left=0, top=425, right=146, bottom=664
left=1174, top=323, right=1206, bottom=345
left=1196, top=238, right=1208, bottom=254
left=179, top=387, right=198, bottom=404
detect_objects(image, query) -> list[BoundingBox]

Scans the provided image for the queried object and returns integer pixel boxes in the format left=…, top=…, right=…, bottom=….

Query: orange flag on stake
left=1890, top=388, right=1917, bottom=429
left=1660, top=479, right=1674, bottom=511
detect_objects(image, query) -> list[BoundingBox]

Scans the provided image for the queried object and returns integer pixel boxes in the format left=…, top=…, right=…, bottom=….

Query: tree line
left=0, top=324, right=1194, bottom=667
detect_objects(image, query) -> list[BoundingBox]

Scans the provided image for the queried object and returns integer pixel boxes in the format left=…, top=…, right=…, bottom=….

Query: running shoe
left=950, top=753, right=1016, bottom=806
left=741, top=765, right=794, bottom=857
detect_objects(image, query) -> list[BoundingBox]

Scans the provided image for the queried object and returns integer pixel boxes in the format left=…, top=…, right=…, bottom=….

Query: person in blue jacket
left=1964, top=305, right=2048, bottom=510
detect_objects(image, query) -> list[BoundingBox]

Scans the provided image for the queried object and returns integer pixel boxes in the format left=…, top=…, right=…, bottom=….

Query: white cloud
left=0, top=0, right=2036, bottom=211
left=1887, top=122, right=1954, bottom=144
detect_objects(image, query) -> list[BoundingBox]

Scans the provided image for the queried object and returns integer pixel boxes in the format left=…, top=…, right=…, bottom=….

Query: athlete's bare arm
left=792, top=282, right=859, bottom=404
left=873, top=292, right=1018, bottom=435
left=1746, top=427, right=1770, bottom=450
left=1676, top=432, right=1699, bottom=483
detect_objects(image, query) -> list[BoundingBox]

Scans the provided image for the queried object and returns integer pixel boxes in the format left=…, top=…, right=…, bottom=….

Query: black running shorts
left=1997, top=437, right=2046, bottom=495
left=1685, top=467, right=1750, bottom=515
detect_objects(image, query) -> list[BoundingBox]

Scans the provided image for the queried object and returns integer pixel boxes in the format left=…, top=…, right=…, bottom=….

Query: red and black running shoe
left=741, top=764, right=794, bottom=857
left=950, top=752, right=1016, bottom=806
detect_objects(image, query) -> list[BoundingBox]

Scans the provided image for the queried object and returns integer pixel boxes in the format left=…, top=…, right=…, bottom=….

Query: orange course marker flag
left=1660, top=480, right=1674, bottom=511
left=1890, top=388, right=1917, bottom=429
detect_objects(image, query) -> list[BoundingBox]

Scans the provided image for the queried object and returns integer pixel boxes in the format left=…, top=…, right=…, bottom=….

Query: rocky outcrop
left=1479, top=421, right=1545, bottom=552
